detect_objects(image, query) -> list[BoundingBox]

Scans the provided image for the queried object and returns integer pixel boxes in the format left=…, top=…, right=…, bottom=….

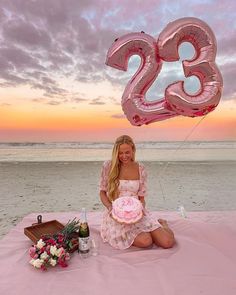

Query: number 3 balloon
left=105, top=17, right=223, bottom=126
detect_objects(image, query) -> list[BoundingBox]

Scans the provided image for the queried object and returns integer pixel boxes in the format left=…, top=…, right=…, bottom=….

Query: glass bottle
left=177, top=205, right=187, bottom=218
left=78, top=208, right=90, bottom=257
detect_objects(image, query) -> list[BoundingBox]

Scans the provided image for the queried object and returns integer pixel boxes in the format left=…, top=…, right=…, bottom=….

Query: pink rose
left=58, top=258, right=68, bottom=268
left=57, top=234, right=65, bottom=243
left=39, top=246, right=46, bottom=254
left=46, top=245, right=51, bottom=254
left=65, top=253, right=70, bottom=261
left=40, top=264, right=47, bottom=271
left=29, top=246, right=36, bottom=258
left=47, top=238, right=56, bottom=245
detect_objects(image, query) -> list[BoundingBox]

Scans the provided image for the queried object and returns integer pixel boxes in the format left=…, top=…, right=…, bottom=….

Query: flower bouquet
left=29, top=218, right=80, bottom=271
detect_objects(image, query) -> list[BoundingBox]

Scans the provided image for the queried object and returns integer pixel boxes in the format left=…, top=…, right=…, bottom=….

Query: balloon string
left=158, top=115, right=207, bottom=202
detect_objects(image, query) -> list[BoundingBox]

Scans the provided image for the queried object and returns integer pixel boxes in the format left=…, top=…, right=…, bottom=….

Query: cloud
left=32, top=97, right=63, bottom=105
left=32, top=94, right=87, bottom=105
left=32, top=82, right=68, bottom=98
left=89, top=97, right=106, bottom=105
left=0, top=0, right=93, bottom=97
left=2, top=18, right=51, bottom=48
left=218, top=35, right=236, bottom=57
left=0, top=102, right=11, bottom=106
left=32, top=98, right=44, bottom=103
left=0, top=0, right=235, bottom=103
left=0, top=73, right=29, bottom=87
left=0, top=46, right=44, bottom=70
left=111, top=113, right=125, bottom=119
left=72, top=97, right=87, bottom=103
left=220, top=62, right=236, bottom=99
left=0, top=0, right=134, bottom=93
left=108, top=96, right=121, bottom=105
left=47, top=100, right=61, bottom=106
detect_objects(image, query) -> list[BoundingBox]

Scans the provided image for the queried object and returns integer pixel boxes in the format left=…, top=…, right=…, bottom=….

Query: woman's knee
left=141, top=235, right=153, bottom=248
left=134, top=233, right=153, bottom=248
left=158, top=236, right=175, bottom=249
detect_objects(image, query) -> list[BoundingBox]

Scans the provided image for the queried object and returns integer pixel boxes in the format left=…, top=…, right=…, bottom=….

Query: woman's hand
left=107, top=205, right=112, bottom=214
left=108, top=205, right=117, bottom=221
left=141, top=200, right=146, bottom=208
left=138, top=196, right=146, bottom=208
left=100, top=190, right=112, bottom=211
left=138, top=196, right=146, bottom=216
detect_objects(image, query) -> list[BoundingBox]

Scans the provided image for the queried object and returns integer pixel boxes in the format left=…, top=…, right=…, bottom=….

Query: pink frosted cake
left=111, top=196, right=143, bottom=224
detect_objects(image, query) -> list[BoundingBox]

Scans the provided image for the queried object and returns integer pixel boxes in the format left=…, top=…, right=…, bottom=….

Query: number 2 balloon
left=105, top=17, right=223, bottom=126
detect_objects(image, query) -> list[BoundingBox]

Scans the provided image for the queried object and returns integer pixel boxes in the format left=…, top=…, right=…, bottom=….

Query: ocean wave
left=0, top=141, right=235, bottom=149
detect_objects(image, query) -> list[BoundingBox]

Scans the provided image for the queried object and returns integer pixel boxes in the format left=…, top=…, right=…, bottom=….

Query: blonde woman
left=99, top=135, right=175, bottom=250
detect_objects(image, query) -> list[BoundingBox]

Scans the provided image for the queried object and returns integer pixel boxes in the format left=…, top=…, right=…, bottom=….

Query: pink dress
left=99, top=161, right=161, bottom=250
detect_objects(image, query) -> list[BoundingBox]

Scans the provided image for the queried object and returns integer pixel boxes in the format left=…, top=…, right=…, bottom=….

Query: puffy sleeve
left=99, top=160, right=111, bottom=192
left=138, top=163, right=147, bottom=197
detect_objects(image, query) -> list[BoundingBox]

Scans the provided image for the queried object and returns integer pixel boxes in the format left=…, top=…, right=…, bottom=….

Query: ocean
left=0, top=141, right=235, bottom=162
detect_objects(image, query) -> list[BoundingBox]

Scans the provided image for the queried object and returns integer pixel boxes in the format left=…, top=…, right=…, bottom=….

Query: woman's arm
left=138, top=196, right=146, bottom=208
left=138, top=164, right=147, bottom=209
left=99, top=161, right=112, bottom=211
left=100, top=190, right=112, bottom=211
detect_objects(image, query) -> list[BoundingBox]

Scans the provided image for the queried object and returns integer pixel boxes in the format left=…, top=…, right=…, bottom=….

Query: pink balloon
left=158, top=17, right=223, bottom=117
left=105, top=18, right=223, bottom=126
left=106, top=32, right=177, bottom=126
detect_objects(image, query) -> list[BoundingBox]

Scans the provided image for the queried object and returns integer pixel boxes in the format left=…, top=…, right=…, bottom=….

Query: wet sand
left=1, top=161, right=236, bottom=239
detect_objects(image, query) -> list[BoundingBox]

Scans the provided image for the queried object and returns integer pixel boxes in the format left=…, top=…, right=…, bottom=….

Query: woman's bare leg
left=132, top=232, right=153, bottom=248
left=151, top=219, right=175, bottom=249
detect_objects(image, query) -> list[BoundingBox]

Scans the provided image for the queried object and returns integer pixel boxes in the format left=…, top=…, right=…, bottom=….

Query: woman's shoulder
left=136, top=162, right=147, bottom=177
left=102, top=160, right=112, bottom=171
left=136, top=161, right=145, bottom=170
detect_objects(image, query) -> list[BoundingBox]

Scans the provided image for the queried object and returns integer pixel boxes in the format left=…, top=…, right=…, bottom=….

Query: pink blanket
left=0, top=211, right=236, bottom=295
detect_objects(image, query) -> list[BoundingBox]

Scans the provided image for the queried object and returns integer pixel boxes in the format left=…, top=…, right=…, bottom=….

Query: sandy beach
left=1, top=160, right=236, bottom=240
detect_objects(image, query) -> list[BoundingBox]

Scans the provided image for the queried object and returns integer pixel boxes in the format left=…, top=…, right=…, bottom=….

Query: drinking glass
left=90, top=238, right=99, bottom=256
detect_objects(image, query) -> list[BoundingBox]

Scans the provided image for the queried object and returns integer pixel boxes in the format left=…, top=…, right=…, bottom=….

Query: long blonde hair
left=108, top=135, right=136, bottom=201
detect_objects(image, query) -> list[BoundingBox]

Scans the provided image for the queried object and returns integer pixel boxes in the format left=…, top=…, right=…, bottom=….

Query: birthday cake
left=111, top=196, right=143, bottom=224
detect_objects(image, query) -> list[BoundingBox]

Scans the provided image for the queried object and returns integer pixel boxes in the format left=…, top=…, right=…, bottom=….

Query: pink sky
left=0, top=0, right=236, bottom=142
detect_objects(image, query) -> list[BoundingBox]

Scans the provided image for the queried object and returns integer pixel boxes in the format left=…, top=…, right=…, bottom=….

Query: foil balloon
left=105, top=32, right=177, bottom=126
left=157, top=17, right=223, bottom=117
left=105, top=18, right=223, bottom=126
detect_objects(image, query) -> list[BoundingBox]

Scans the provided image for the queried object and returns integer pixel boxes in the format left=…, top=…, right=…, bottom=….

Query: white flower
left=40, top=251, right=49, bottom=260
left=49, top=258, right=57, bottom=267
left=36, top=239, right=46, bottom=249
left=65, top=253, right=70, bottom=261
left=56, top=247, right=65, bottom=257
left=29, top=259, right=35, bottom=266
left=50, top=245, right=58, bottom=256
left=31, top=258, right=44, bottom=268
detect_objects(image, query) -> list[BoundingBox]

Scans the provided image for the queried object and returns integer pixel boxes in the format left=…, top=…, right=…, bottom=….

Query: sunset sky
left=0, top=0, right=235, bottom=142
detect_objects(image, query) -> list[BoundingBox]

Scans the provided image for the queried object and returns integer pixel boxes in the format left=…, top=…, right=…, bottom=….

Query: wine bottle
left=78, top=208, right=90, bottom=257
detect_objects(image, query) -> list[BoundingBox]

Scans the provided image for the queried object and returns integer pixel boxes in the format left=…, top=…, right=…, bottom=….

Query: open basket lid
left=24, top=215, right=64, bottom=244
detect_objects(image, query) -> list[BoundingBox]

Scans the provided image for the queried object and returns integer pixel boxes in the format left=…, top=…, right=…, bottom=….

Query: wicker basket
left=24, top=220, right=64, bottom=244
